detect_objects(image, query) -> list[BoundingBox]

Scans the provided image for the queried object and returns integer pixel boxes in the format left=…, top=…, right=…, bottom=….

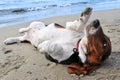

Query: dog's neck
left=75, top=39, right=81, bottom=51
left=72, top=38, right=87, bottom=64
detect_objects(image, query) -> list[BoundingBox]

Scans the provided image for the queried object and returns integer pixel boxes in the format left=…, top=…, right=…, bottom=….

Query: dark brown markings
left=55, top=23, right=65, bottom=28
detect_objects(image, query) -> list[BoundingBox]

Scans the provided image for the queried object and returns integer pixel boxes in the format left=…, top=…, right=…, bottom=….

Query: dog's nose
left=93, top=19, right=100, bottom=28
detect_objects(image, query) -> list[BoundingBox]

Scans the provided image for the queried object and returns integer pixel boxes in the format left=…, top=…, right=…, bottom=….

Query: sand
left=0, top=9, right=120, bottom=80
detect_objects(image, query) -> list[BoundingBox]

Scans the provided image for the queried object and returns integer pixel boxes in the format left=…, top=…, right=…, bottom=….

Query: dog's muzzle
left=93, top=19, right=100, bottom=28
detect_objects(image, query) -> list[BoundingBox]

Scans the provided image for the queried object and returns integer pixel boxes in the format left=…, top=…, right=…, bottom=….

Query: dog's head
left=78, top=19, right=111, bottom=64
left=83, top=19, right=111, bottom=62
left=67, top=19, right=111, bottom=75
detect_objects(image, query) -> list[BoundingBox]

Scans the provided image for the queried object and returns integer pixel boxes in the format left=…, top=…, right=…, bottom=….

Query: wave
left=0, top=1, right=6, bottom=5
left=0, top=1, right=90, bottom=14
left=0, top=0, right=119, bottom=15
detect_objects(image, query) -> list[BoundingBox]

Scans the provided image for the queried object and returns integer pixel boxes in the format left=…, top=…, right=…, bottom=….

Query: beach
left=0, top=9, right=120, bottom=80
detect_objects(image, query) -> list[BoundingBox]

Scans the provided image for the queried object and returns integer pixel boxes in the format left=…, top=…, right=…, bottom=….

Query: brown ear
left=67, top=62, right=101, bottom=75
left=101, top=35, right=111, bottom=62
left=67, top=63, right=87, bottom=75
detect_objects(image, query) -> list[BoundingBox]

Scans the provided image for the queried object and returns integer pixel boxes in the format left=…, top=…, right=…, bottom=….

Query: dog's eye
left=104, top=43, right=107, bottom=47
left=103, top=39, right=107, bottom=48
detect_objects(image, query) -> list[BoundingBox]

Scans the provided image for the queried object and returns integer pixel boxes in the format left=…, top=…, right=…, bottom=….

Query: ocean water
left=0, top=0, right=120, bottom=27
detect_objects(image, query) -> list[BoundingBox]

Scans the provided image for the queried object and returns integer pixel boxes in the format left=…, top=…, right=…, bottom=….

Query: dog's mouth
left=81, top=7, right=92, bottom=17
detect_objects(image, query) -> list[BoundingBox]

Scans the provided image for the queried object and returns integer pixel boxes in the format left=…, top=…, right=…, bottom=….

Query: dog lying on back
left=4, top=7, right=111, bottom=75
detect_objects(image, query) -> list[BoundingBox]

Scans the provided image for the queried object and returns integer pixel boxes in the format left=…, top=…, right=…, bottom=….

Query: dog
left=4, top=7, right=111, bottom=75
left=67, top=19, right=111, bottom=75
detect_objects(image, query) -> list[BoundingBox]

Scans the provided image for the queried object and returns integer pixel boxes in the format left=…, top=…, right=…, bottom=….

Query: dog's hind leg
left=19, top=21, right=46, bottom=33
left=4, top=35, right=27, bottom=45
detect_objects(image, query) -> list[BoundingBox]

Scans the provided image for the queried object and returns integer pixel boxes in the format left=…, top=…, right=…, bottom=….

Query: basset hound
left=67, top=19, right=111, bottom=75
left=4, top=7, right=111, bottom=75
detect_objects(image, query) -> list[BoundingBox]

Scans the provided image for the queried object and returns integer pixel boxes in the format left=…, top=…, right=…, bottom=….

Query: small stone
left=47, top=63, right=57, bottom=69
left=35, top=78, right=38, bottom=80
left=4, top=50, right=12, bottom=54
left=27, top=71, right=32, bottom=74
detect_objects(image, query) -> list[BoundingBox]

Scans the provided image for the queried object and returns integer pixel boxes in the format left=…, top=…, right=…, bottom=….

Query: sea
left=0, top=0, right=120, bottom=27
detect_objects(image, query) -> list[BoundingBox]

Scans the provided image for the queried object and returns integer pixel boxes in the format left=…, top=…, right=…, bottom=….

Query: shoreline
left=0, top=9, right=120, bottom=80
left=0, top=8, right=120, bottom=28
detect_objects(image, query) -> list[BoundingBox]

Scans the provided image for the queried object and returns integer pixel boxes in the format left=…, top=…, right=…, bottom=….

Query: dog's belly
left=26, top=23, right=83, bottom=47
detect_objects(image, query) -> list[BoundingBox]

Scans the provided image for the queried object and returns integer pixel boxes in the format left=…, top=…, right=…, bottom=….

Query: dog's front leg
left=38, top=41, right=63, bottom=53
left=38, top=40, right=50, bottom=53
left=66, top=7, right=92, bottom=32
left=38, top=41, right=64, bottom=61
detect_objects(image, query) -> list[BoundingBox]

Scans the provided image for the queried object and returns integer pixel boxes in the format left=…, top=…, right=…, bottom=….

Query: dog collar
left=73, top=39, right=81, bottom=53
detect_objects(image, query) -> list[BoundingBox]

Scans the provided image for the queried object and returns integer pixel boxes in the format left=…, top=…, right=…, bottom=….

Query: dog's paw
left=4, top=37, right=20, bottom=45
left=38, top=45, right=46, bottom=53
left=4, top=38, right=14, bottom=45
left=38, top=41, right=50, bottom=53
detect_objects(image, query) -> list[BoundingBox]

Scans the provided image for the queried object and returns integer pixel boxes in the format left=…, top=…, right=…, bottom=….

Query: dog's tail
left=19, top=27, right=30, bottom=33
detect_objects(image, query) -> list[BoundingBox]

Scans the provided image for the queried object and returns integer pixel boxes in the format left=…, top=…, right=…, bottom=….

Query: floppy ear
left=101, top=35, right=111, bottom=62
left=67, top=63, right=87, bottom=75
left=67, top=62, right=99, bottom=75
